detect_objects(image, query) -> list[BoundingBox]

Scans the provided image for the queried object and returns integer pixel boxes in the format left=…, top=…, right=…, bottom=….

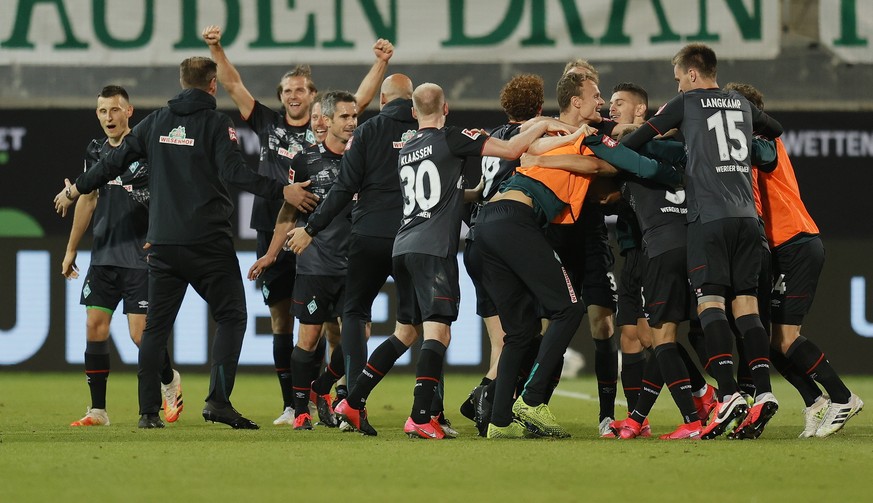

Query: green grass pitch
left=1, top=372, right=871, bottom=501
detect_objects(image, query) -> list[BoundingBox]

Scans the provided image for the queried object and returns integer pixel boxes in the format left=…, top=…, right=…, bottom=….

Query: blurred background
left=1, top=0, right=871, bottom=374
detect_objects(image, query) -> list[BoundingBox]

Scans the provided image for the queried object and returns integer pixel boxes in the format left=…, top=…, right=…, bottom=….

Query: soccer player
left=249, top=91, right=359, bottom=430
left=330, top=83, right=567, bottom=439
left=202, top=25, right=393, bottom=425
left=285, top=74, right=418, bottom=435
left=460, top=73, right=546, bottom=436
left=725, top=82, right=863, bottom=438
left=621, top=43, right=784, bottom=439
left=63, top=86, right=182, bottom=427
left=55, top=57, right=314, bottom=429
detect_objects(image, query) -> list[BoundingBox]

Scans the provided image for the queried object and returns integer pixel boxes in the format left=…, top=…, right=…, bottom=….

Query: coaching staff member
left=54, top=56, right=318, bottom=429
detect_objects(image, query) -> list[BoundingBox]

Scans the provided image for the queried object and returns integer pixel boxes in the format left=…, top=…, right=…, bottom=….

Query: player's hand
left=53, top=178, right=77, bottom=217
left=202, top=25, right=222, bottom=46
left=519, top=153, right=539, bottom=168
left=286, top=227, right=313, bottom=255
left=247, top=255, right=276, bottom=280
left=282, top=180, right=319, bottom=213
left=61, top=251, right=79, bottom=279
left=373, top=39, right=394, bottom=62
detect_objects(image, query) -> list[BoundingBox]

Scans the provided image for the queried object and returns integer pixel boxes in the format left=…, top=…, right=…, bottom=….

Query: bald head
left=412, top=83, right=445, bottom=118
left=381, top=73, right=413, bottom=103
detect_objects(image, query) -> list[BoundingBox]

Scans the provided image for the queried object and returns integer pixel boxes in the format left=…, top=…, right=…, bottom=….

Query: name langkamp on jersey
left=400, top=145, right=432, bottom=165
left=700, top=98, right=742, bottom=109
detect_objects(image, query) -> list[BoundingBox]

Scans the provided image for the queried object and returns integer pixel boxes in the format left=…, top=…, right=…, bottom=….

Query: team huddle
left=53, top=29, right=862, bottom=440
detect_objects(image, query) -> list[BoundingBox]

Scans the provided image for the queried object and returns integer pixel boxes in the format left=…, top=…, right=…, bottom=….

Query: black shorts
left=687, top=217, right=761, bottom=298
left=770, top=236, right=824, bottom=325
left=293, top=274, right=345, bottom=325
left=80, top=265, right=149, bottom=314
left=547, top=209, right=617, bottom=310
left=615, top=246, right=645, bottom=326
left=393, top=253, right=458, bottom=325
left=463, top=238, right=498, bottom=318
left=256, top=230, right=296, bottom=306
left=643, top=247, right=691, bottom=326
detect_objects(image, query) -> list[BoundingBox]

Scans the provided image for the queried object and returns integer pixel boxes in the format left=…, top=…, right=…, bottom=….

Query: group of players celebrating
left=59, top=27, right=862, bottom=440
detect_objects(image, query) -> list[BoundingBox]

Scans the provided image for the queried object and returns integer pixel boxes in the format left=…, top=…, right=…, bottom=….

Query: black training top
left=77, top=88, right=285, bottom=245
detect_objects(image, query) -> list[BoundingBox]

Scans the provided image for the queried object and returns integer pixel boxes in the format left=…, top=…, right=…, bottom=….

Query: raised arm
left=521, top=152, right=617, bottom=176
left=482, top=120, right=572, bottom=160
left=203, top=25, right=256, bottom=119
left=354, top=39, right=394, bottom=110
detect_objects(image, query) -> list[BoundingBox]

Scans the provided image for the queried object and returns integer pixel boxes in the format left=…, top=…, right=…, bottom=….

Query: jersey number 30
left=400, top=160, right=442, bottom=216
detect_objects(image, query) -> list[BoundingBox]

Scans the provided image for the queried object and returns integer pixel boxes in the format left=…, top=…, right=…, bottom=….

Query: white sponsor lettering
left=850, top=276, right=873, bottom=337
left=782, top=130, right=873, bottom=158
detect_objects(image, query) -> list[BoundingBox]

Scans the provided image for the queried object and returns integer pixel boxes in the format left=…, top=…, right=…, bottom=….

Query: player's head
left=380, top=73, right=413, bottom=108
left=96, top=85, right=133, bottom=143
left=500, top=74, right=544, bottom=122
left=609, top=82, right=648, bottom=125
left=321, top=90, right=358, bottom=146
left=672, top=43, right=717, bottom=92
left=180, top=57, right=218, bottom=93
left=276, top=65, right=318, bottom=122
left=412, top=83, right=447, bottom=121
left=556, top=72, right=603, bottom=124
left=563, top=59, right=600, bottom=83
left=309, top=93, right=327, bottom=144
left=724, top=82, right=764, bottom=109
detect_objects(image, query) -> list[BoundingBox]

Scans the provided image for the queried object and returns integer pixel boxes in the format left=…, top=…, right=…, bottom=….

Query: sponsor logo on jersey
left=278, top=143, right=303, bottom=160
left=129, top=161, right=140, bottom=173
left=393, top=129, right=418, bottom=149
left=228, top=127, right=238, bottom=142
left=601, top=134, right=618, bottom=148
left=159, top=126, right=195, bottom=146
left=287, top=168, right=296, bottom=183
left=461, top=128, right=483, bottom=140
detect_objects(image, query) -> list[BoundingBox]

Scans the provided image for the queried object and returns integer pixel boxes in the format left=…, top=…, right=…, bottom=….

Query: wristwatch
left=303, top=223, right=317, bottom=237
left=65, top=187, right=75, bottom=200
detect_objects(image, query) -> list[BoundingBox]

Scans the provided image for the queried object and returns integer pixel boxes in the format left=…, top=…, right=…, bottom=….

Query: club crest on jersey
left=129, top=161, right=140, bottom=173
left=601, top=134, right=618, bottom=148
left=228, top=127, right=238, bottom=142
left=393, top=129, right=417, bottom=149
left=159, top=126, right=195, bottom=146
left=278, top=143, right=303, bottom=160
left=461, top=128, right=482, bottom=140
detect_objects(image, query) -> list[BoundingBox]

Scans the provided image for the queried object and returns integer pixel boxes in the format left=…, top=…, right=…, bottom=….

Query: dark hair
left=723, top=82, right=764, bottom=109
left=276, top=65, right=317, bottom=102
left=321, top=90, right=357, bottom=119
left=612, top=82, right=648, bottom=109
left=556, top=72, right=593, bottom=112
left=98, top=85, right=129, bottom=102
left=180, top=57, right=217, bottom=90
left=672, top=43, right=717, bottom=80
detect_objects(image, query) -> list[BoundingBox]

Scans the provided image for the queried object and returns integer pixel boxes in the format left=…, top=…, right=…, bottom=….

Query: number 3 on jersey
left=400, top=160, right=442, bottom=217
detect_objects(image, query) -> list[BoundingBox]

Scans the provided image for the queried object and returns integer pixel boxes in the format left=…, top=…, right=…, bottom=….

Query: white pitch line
left=552, top=389, right=628, bottom=408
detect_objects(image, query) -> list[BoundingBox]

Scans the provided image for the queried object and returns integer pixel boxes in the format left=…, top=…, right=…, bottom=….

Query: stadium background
left=1, top=0, right=872, bottom=374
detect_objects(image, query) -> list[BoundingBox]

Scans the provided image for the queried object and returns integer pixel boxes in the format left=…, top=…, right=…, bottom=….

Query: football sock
left=273, top=333, right=295, bottom=408
left=543, top=360, right=562, bottom=405
left=786, top=336, right=851, bottom=403
left=734, top=335, right=757, bottom=397
left=347, top=335, right=408, bottom=410
left=594, top=336, right=619, bottom=421
left=686, top=320, right=712, bottom=377
left=411, top=340, right=447, bottom=424
left=291, top=346, right=316, bottom=416
left=736, top=314, right=772, bottom=395
left=675, top=343, right=706, bottom=392
left=699, top=307, right=739, bottom=399
left=770, top=349, right=821, bottom=407
left=656, top=342, right=698, bottom=424
left=312, top=343, right=345, bottom=395
left=629, top=350, right=662, bottom=424
left=85, top=340, right=110, bottom=410
left=621, top=351, right=646, bottom=413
